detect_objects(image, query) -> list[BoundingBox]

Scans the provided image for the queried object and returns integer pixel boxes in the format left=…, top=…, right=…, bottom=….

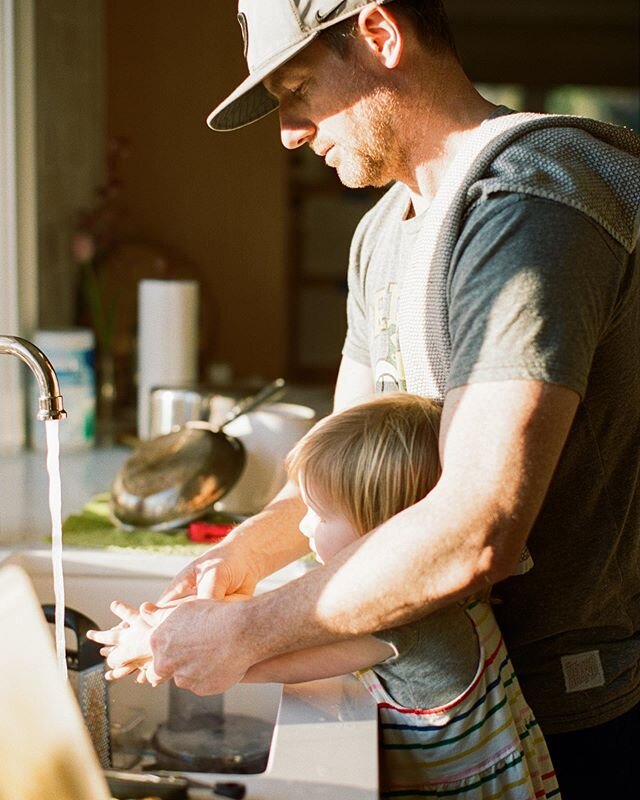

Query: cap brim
left=207, top=32, right=318, bottom=131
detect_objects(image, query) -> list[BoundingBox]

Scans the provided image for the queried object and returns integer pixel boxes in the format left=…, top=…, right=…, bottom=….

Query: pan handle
left=216, top=378, right=286, bottom=431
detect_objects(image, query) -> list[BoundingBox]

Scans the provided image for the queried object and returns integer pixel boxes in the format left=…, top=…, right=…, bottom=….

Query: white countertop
left=0, top=445, right=130, bottom=545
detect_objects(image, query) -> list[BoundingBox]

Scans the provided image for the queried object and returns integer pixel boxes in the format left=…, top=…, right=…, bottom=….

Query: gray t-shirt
left=343, top=185, right=640, bottom=733
left=372, top=603, right=479, bottom=710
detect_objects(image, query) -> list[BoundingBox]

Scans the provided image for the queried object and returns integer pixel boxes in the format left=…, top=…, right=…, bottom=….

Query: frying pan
left=110, top=379, right=285, bottom=530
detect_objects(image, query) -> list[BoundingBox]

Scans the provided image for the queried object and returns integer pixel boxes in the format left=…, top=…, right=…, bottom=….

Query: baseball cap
left=208, top=1, right=395, bottom=131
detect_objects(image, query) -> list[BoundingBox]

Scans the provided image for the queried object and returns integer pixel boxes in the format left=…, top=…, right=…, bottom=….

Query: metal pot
left=110, top=379, right=285, bottom=530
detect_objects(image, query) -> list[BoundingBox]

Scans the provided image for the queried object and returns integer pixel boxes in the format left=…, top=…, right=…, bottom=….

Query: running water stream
left=45, top=419, right=67, bottom=680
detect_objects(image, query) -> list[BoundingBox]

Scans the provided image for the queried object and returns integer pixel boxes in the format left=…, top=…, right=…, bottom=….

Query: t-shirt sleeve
left=342, top=272, right=370, bottom=366
left=371, top=605, right=480, bottom=709
left=447, top=194, right=628, bottom=397
left=342, top=209, right=375, bottom=367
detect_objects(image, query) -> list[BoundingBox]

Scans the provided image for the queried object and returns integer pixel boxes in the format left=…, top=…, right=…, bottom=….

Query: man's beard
left=334, top=86, right=402, bottom=189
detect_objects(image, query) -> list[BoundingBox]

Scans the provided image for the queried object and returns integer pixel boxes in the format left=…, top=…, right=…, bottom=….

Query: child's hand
left=87, top=600, right=160, bottom=684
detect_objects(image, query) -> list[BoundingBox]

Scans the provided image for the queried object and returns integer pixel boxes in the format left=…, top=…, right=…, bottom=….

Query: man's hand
left=87, top=488, right=311, bottom=690
left=88, top=595, right=256, bottom=693
left=159, top=482, right=311, bottom=604
left=158, top=536, right=262, bottom=604
left=146, top=598, right=252, bottom=695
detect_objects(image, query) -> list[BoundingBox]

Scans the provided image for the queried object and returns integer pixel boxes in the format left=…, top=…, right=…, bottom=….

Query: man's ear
left=357, top=4, right=404, bottom=69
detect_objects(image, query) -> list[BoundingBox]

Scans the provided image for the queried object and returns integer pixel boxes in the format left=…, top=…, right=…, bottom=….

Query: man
left=92, top=2, right=640, bottom=796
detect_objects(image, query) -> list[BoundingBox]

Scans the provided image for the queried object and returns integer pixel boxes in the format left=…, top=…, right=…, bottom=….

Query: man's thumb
left=196, top=568, right=227, bottom=600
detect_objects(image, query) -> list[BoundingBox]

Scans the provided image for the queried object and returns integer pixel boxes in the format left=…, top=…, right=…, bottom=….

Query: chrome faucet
left=0, top=335, right=67, bottom=420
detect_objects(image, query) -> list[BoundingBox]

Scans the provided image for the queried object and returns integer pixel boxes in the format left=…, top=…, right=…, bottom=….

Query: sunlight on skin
left=89, top=592, right=253, bottom=684
left=263, top=34, right=409, bottom=190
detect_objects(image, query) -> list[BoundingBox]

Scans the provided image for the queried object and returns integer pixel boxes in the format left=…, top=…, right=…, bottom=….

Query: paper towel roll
left=137, top=279, right=199, bottom=438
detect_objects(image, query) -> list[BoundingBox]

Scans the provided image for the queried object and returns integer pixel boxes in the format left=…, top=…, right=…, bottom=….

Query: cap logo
left=237, top=12, right=249, bottom=59
left=316, top=0, right=347, bottom=23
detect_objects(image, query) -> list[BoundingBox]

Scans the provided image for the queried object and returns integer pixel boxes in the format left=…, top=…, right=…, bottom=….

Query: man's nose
left=280, top=124, right=314, bottom=150
left=279, top=109, right=315, bottom=150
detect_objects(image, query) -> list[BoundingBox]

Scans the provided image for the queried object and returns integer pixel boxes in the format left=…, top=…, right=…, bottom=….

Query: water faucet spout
left=0, top=335, right=67, bottom=421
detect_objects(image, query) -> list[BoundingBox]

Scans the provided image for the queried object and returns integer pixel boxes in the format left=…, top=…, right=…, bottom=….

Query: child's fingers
left=105, top=664, right=139, bottom=681
left=87, top=627, right=122, bottom=646
left=131, top=663, right=165, bottom=687
left=110, top=599, right=140, bottom=623
left=144, top=663, right=167, bottom=687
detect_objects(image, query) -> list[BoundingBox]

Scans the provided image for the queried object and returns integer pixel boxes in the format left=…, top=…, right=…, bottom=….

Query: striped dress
left=356, top=600, right=561, bottom=799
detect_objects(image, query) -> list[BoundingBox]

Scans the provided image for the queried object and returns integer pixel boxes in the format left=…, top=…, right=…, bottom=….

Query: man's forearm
left=146, top=381, right=579, bottom=697
left=235, top=487, right=488, bottom=667
left=225, top=481, right=310, bottom=580
left=237, top=381, right=580, bottom=668
left=144, top=490, right=479, bottom=695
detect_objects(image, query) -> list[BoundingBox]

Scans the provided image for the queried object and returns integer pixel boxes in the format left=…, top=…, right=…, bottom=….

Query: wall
left=105, top=1, right=289, bottom=381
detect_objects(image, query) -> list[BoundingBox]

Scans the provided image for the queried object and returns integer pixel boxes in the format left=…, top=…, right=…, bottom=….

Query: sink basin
left=0, top=548, right=281, bottom=767
left=0, top=545, right=379, bottom=797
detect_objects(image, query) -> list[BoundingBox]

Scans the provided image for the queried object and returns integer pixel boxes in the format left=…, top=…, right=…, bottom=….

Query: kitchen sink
left=0, top=547, right=281, bottom=773
left=0, top=545, right=379, bottom=797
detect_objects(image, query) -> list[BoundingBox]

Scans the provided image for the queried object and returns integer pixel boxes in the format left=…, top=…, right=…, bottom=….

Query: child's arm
left=242, top=635, right=394, bottom=684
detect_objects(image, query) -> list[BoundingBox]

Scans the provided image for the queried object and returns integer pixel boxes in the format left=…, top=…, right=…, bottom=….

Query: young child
left=243, top=393, right=560, bottom=800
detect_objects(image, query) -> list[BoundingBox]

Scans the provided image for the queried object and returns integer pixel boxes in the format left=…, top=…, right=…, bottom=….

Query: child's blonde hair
left=287, top=393, right=442, bottom=536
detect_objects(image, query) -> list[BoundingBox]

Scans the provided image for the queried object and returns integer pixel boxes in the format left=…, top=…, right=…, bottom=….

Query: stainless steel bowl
left=148, top=386, right=225, bottom=439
